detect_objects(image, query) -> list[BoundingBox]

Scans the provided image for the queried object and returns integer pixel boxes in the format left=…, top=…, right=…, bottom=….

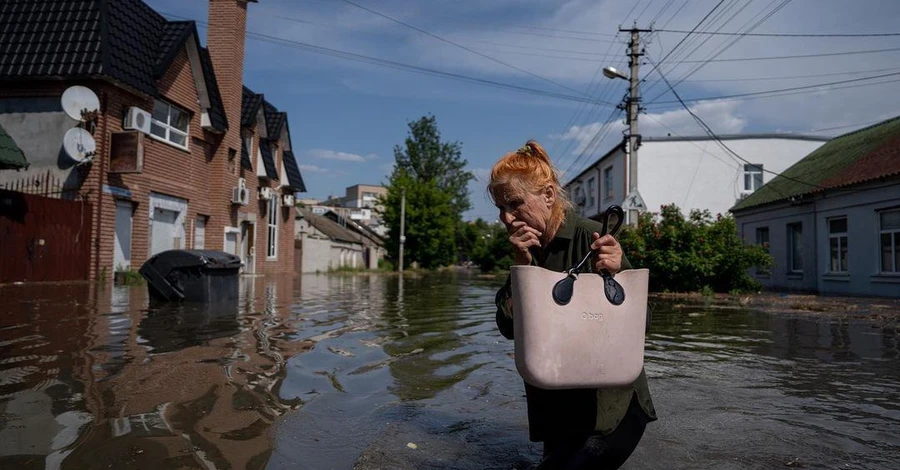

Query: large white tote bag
left=510, top=206, right=649, bottom=389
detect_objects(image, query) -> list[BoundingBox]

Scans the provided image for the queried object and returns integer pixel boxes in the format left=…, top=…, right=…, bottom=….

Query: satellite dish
left=63, top=127, right=97, bottom=163
left=61, top=86, right=100, bottom=121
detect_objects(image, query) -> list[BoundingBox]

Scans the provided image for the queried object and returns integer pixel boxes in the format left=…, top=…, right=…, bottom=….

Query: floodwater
left=0, top=273, right=897, bottom=469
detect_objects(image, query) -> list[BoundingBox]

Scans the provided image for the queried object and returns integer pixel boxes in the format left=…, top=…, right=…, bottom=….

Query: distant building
left=731, top=117, right=900, bottom=298
left=564, top=135, right=827, bottom=222
left=314, top=184, right=388, bottom=236
left=294, top=207, right=384, bottom=273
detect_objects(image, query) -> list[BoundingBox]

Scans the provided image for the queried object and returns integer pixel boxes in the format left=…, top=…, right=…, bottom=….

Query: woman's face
left=494, top=183, right=554, bottom=236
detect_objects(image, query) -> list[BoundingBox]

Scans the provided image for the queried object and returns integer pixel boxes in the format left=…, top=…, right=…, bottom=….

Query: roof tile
left=732, top=116, right=900, bottom=211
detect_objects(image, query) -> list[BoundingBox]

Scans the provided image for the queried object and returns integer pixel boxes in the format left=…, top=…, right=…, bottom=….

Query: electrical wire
left=338, top=0, right=594, bottom=98
left=162, top=12, right=617, bottom=108
left=646, top=56, right=825, bottom=193
left=656, top=29, right=900, bottom=37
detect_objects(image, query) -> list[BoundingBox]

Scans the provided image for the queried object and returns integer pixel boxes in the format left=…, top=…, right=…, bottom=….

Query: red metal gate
left=0, top=190, right=93, bottom=283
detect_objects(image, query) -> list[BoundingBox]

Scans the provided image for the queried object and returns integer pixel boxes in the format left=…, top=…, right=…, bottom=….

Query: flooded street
left=1, top=272, right=898, bottom=469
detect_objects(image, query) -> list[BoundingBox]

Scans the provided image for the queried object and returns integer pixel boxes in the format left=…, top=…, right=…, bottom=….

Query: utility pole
left=619, top=26, right=651, bottom=225
left=399, top=188, right=406, bottom=273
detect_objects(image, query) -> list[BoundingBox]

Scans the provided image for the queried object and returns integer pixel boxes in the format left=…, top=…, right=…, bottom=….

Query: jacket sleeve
left=495, top=275, right=514, bottom=340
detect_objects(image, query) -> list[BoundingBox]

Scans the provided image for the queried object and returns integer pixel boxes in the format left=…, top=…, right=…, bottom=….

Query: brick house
left=0, top=0, right=305, bottom=282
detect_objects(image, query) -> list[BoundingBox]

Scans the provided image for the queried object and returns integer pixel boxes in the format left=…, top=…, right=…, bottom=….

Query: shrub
left=617, top=204, right=771, bottom=293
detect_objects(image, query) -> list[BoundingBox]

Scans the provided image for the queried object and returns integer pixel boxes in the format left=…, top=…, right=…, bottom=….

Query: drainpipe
left=93, top=91, right=109, bottom=281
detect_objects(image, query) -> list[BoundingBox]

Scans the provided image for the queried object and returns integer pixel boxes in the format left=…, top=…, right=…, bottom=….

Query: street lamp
left=602, top=66, right=628, bottom=81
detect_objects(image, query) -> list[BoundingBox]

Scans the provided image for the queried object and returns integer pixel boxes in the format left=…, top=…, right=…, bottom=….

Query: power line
left=656, top=28, right=900, bottom=37
left=653, top=0, right=794, bottom=99
left=338, top=0, right=593, bottom=98
left=654, top=0, right=727, bottom=69
left=644, top=66, right=900, bottom=83
left=649, top=71, right=900, bottom=105
left=646, top=56, right=825, bottom=193
left=163, top=12, right=617, bottom=108
left=662, top=45, right=900, bottom=63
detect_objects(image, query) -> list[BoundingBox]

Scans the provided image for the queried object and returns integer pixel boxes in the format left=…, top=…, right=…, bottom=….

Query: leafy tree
left=381, top=116, right=473, bottom=269
left=392, top=115, right=473, bottom=219
left=617, top=204, right=772, bottom=293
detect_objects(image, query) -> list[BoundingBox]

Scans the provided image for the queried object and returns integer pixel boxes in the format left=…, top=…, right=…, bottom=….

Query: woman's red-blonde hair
left=488, top=140, right=572, bottom=227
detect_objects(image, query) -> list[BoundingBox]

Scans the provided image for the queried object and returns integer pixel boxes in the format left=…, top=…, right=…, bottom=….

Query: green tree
left=618, top=204, right=772, bottom=293
left=381, top=116, right=473, bottom=269
left=392, top=115, right=473, bottom=219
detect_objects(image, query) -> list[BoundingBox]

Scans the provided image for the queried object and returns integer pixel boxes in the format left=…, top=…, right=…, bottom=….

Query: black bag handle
left=552, top=206, right=626, bottom=306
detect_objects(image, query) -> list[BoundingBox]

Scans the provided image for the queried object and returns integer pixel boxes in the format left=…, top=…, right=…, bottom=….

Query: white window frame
left=267, top=198, right=278, bottom=259
left=878, top=209, right=900, bottom=274
left=787, top=222, right=803, bottom=273
left=827, top=217, right=848, bottom=273
left=743, top=164, right=764, bottom=193
left=603, top=166, right=614, bottom=200
left=150, top=99, right=190, bottom=150
left=586, top=176, right=596, bottom=208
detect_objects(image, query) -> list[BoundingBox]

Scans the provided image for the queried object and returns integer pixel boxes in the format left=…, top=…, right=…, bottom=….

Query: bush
left=617, top=204, right=772, bottom=293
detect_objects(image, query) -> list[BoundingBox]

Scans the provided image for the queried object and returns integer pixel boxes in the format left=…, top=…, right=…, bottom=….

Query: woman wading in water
left=489, top=140, right=656, bottom=469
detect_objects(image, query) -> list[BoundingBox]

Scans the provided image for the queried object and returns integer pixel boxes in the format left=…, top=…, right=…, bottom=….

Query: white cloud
left=307, top=149, right=368, bottom=162
left=642, top=100, right=747, bottom=137
left=299, top=164, right=328, bottom=173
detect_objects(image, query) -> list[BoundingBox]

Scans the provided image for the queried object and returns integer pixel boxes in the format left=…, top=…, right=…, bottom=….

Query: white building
left=565, top=134, right=828, bottom=221
left=317, top=184, right=388, bottom=236
left=732, top=117, right=900, bottom=298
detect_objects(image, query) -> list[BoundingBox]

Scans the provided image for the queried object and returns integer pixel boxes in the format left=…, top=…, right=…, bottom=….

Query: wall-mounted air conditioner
left=232, top=178, right=249, bottom=205
left=282, top=194, right=295, bottom=206
left=259, top=187, right=274, bottom=201
left=124, top=107, right=152, bottom=134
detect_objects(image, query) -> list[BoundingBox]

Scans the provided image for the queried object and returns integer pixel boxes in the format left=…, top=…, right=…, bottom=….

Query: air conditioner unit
left=123, top=107, right=152, bottom=134
left=232, top=185, right=249, bottom=205
left=282, top=194, right=295, bottom=206
left=259, top=187, right=274, bottom=201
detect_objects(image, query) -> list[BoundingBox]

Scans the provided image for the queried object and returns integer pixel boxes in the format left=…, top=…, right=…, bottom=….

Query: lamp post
left=604, top=26, right=649, bottom=225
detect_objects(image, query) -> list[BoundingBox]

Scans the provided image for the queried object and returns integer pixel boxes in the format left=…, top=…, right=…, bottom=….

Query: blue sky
left=147, top=0, right=900, bottom=221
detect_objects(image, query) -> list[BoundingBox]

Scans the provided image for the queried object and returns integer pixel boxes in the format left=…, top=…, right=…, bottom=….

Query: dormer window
left=150, top=99, right=189, bottom=150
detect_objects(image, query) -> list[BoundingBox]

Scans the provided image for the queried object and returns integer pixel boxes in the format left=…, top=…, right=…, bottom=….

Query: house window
left=603, top=166, right=614, bottom=199
left=150, top=100, right=189, bottom=149
left=787, top=222, right=803, bottom=273
left=267, top=198, right=278, bottom=259
left=879, top=209, right=900, bottom=273
left=586, top=177, right=596, bottom=207
left=755, top=226, right=769, bottom=274
left=743, top=164, right=764, bottom=192
left=828, top=217, right=848, bottom=273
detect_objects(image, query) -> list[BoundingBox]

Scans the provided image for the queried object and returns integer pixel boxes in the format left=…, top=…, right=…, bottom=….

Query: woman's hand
left=508, top=221, right=542, bottom=265
left=591, top=232, right=623, bottom=274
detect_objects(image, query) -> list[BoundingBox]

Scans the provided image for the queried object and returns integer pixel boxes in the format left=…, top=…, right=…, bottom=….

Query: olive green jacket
left=495, top=211, right=657, bottom=442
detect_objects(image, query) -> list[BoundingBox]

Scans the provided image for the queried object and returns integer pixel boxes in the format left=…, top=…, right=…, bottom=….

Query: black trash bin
left=139, top=250, right=242, bottom=302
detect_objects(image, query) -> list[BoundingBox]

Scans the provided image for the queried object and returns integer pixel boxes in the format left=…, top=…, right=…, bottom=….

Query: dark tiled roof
left=198, top=46, right=227, bottom=132
left=0, top=0, right=227, bottom=132
left=241, top=86, right=263, bottom=128
left=298, top=208, right=363, bottom=245
left=155, top=21, right=194, bottom=78
left=0, top=122, right=28, bottom=170
left=732, top=116, right=900, bottom=212
left=258, top=141, right=279, bottom=180
left=0, top=0, right=104, bottom=78
left=263, top=101, right=286, bottom=138
left=240, top=137, right=252, bottom=170
left=283, top=150, right=306, bottom=192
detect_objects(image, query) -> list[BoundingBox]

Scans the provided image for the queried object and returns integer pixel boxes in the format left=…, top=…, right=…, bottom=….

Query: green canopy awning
left=0, top=123, right=28, bottom=170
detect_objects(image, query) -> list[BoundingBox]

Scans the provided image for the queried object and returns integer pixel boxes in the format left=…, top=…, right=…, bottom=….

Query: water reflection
left=0, top=276, right=898, bottom=469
